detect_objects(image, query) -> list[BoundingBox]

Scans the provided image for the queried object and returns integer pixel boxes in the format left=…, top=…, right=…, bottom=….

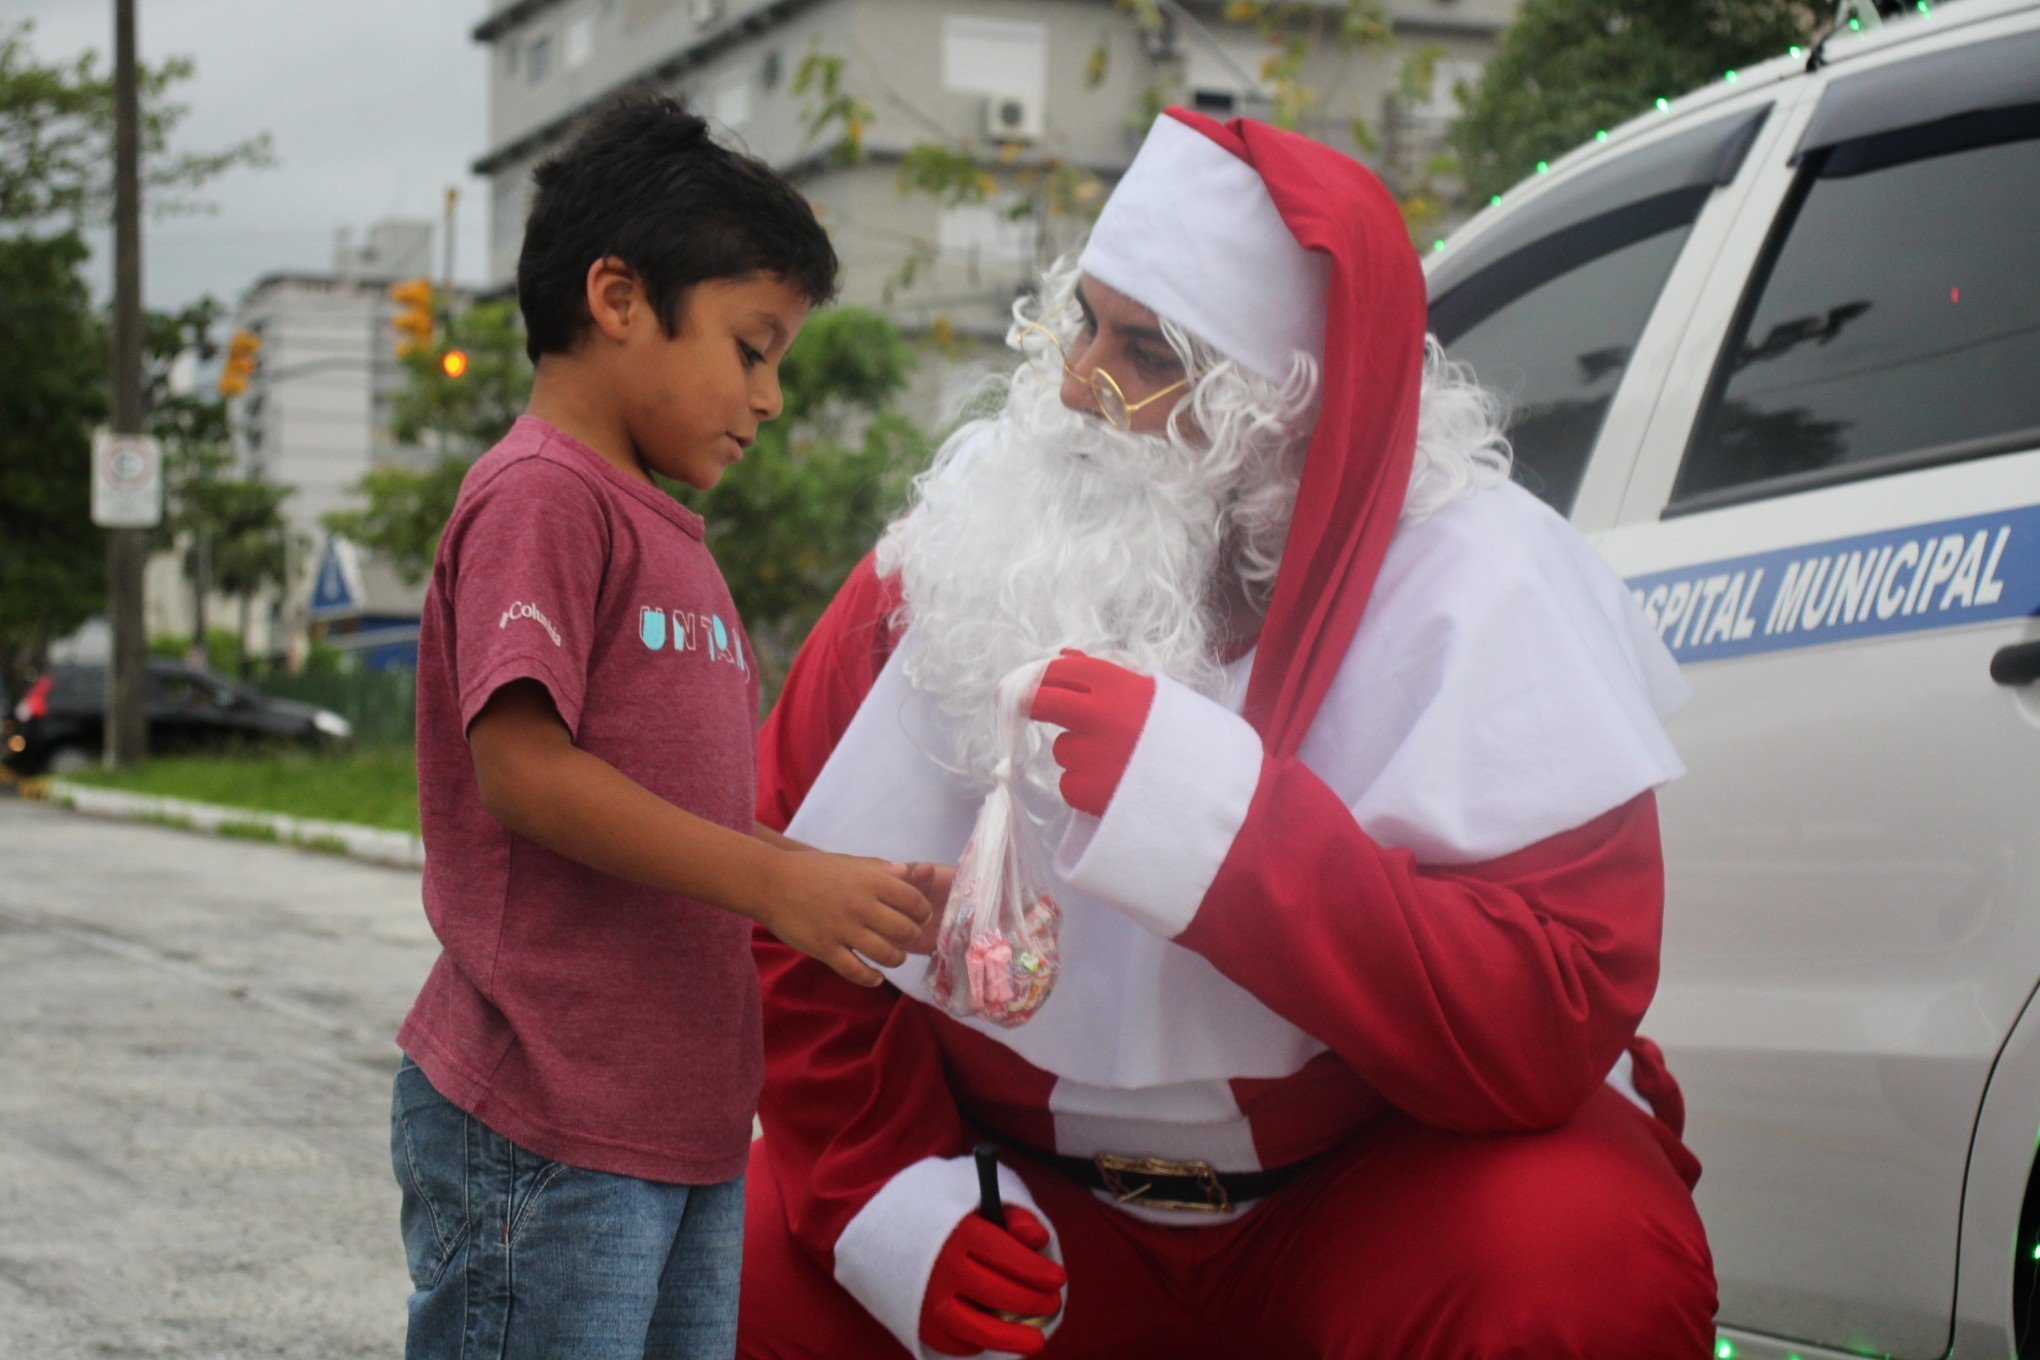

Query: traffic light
left=440, top=348, right=470, bottom=379
left=389, top=277, right=436, bottom=356
left=218, top=329, right=262, bottom=396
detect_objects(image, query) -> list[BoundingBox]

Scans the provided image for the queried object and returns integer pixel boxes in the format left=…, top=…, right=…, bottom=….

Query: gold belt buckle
left=1093, top=1152, right=1232, bottom=1214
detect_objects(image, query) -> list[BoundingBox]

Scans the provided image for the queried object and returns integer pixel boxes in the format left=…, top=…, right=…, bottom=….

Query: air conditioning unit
left=690, top=0, right=722, bottom=27
left=982, top=92, right=1043, bottom=143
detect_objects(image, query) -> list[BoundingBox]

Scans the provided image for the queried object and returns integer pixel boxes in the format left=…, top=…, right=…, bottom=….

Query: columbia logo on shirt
left=499, top=601, right=562, bottom=646
left=639, top=606, right=747, bottom=674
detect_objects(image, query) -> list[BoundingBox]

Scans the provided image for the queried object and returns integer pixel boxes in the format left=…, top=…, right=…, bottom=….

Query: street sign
left=90, top=429, right=163, bottom=528
left=309, top=535, right=365, bottom=620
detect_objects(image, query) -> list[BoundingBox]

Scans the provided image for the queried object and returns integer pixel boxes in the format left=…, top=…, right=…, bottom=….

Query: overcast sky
left=5, top=0, right=495, bottom=311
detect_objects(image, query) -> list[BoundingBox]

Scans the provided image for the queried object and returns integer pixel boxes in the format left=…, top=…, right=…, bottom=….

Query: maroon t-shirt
left=398, top=415, right=762, bottom=1184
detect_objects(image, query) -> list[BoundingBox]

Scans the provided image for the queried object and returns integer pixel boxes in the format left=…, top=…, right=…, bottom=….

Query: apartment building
left=471, top=0, right=1513, bottom=407
left=222, top=220, right=470, bottom=665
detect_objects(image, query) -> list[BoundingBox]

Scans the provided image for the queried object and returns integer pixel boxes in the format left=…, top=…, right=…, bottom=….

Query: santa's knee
left=1418, top=1142, right=1717, bottom=1358
left=738, top=1153, right=904, bottom=1360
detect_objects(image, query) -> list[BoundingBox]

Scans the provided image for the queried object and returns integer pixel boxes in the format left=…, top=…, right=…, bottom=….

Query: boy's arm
left=469, top=679, right=928, bottom=987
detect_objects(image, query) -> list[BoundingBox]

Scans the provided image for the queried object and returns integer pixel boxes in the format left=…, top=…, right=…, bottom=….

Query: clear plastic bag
left=926, top=662, right=1062, bottom=1028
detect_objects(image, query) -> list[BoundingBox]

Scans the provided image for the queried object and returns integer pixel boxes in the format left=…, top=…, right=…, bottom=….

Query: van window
left=1431, top=206, right=1697, bottom=513
left=1674, top=116, right=2040, bottom=507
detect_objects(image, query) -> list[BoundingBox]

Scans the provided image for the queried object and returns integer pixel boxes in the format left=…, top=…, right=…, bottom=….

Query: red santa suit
left=740, top=110, right=1718, bottom=1360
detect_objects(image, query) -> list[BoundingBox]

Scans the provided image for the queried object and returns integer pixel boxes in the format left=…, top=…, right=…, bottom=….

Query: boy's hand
left=900, top=862, right=955, bottom=955
left=757, top=851, right=933, bottom=988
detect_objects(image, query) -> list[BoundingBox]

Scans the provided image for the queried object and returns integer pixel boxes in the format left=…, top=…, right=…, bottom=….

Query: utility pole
left=106, top=0, right=148, bottom=767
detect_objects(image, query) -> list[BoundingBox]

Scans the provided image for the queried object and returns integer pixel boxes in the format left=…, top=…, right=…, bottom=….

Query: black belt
left=1003, top=1143, right=1319, bottom=1214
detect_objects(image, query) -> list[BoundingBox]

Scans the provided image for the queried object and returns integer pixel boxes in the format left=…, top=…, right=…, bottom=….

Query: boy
left=390, top=95, right=930, bottom=1359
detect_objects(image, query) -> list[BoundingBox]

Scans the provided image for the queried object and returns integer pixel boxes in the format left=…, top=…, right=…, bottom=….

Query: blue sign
left=1626, top=504, right=2040, bottom=664
left=309, top=537, right=360, bottom=619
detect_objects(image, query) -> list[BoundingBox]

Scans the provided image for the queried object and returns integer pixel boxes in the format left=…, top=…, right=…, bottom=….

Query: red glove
left=919, top=1205, right=1067, bottom=1357
left=1028, top=651, right=1157, bottom=817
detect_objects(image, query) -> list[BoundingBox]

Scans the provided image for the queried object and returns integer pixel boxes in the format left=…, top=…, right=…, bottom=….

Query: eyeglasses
left=1015, top=321, right=1190, bottom=431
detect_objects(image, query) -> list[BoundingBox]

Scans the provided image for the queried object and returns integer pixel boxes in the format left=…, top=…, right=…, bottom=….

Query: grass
left=64, top=747, right=420, bottom=834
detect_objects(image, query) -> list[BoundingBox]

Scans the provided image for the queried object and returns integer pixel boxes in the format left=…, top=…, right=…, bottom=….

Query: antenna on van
left=1809, top=0, right=1911, bottom=70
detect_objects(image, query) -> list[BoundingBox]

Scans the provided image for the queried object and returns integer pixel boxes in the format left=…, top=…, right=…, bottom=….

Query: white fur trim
left=1080, top=116, right=1328, bottom=383
left=1053, top=675, right=1265, bottom=940
left=1605, top=1049, right=1652, bottom=1117
left=788, top=479, right=1687, bottom=1090
left=833, top=1154, right=1064, bottom=1360
left=1048, top=1074, right=1260, bottom=1169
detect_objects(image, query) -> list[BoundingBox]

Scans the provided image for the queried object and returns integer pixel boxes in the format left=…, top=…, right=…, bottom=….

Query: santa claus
left=739, top=109, right=1717, bottom=1359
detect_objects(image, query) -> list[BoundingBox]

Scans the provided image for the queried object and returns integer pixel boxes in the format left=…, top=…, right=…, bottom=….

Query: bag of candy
left=926, top=662, right=1062, bottom=1028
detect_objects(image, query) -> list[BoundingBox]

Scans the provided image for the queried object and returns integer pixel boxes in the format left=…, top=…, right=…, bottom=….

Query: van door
left=1597, top=27, right=2040, bottom=1358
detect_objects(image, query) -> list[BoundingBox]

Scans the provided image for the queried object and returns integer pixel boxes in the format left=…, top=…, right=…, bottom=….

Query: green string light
left=1535, top=160, right=1550, bottom=174
left=1724, top=69, right=1739, bottom=83
left=1431, top=239, right=1445, bottom=253
left=2031, top=1240, right=2040, bottom=1260
left=1488, top=194, right=1502, bottom=206
left=1849, top=15, right=1862, bottom=29
left=1789, top=44, right=1803, bottom=58
left=1917, top=0, right=1931, bottom=10
left=1715, top=1340, right=1735, bottom=1360
left=1655, top=97, right=1671, bottom=112
left=1595, top=129, right=1609, bottom=142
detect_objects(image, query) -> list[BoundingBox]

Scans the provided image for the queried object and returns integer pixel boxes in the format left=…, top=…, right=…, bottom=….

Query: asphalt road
left=0, top=796, right=434, bottom=1358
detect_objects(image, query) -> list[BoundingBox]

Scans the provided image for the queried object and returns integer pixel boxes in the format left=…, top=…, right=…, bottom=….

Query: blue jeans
left=390, top=1056, right=745, bottom=1360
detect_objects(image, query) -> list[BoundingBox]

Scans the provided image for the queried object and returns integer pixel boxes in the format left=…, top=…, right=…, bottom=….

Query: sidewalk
left=39, top=776, right=425, bottom=869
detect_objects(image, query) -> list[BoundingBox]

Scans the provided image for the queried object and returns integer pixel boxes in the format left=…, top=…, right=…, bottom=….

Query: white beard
left=875, top=365, right=1241, bottom=793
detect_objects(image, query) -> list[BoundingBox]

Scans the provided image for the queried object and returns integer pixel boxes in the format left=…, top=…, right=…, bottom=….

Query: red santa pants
left=737, top=1086, right=1716, bottom=1360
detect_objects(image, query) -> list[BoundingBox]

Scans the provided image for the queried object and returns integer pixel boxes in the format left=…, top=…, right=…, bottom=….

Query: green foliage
left=388, top=299, right=532, bottom=450
left=0, top=23, right=271, bottom=693
left=676, top=307, right=931, bottom=692
left=0, top=229, right=103, bottom=692
left=0, top=21, right=272, bottom=227
left=326, top=299, right=533, bottom=585
left=322, top=457, right=469, bottom=587
left=145, top=298, right=292, bottom=661
left=65, top=746, right=422, bottom=832
left=795, top=0, right=1433, bottom=284
left=325, top=304, right=931, bottom=698
left=1451, top=0, right=1821, bottom=204
left=898, top=144, right=998, bottom=208
left=793, top=48, right=874, bottom=167
left=149, top=627, right=242, bottom=672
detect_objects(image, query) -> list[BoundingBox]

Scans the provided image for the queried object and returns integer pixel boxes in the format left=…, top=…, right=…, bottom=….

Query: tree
left=677, top=306, right=930, bottom=690
left=794, top=0, right=1449, bottom=287
left=324, top=299, right=535, bottom=584
left=0, top=230, right=104, bottom=696
left=0, top=22, right=271, bottom=692
left=325, top=303, right=931, bottom=697
left=1450, top=0, right=1821, bottom=204
left=0, top=22, right=272, bottom=226
left=388, top=298, right=532, bottom=450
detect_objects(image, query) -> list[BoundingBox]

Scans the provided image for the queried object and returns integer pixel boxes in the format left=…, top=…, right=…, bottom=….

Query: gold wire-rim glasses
left=1015, top=321, right=1191, bottom=431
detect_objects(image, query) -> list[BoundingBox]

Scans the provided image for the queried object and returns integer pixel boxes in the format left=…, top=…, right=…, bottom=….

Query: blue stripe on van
left=1624, top=504, right=2040, bottom=664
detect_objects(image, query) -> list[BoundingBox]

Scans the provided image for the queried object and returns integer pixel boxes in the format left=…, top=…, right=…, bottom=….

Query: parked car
left=1424, top=3, right=2040, bottom=1355
left=2, top=662, right=353, bottom=776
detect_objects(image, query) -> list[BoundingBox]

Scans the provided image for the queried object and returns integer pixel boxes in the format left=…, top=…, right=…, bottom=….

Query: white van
left=1425, top=3, right=2040, bottom=1356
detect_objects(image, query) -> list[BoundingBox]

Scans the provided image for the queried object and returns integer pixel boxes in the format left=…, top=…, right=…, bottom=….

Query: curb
left=42, top=779, right=425, bottom=870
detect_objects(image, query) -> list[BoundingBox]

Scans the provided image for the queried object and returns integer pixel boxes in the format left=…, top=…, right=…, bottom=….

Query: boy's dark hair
left=516, top=92, right=838, bottom=363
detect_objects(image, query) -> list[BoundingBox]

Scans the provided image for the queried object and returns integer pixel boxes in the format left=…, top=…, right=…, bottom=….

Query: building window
left=566, top=16, right=594, bottom=70
left=527, top=34, right=553, bottom=84
left=942, top=17, right=1046, bottom=105
left=715, top=77, right=753, bottom=133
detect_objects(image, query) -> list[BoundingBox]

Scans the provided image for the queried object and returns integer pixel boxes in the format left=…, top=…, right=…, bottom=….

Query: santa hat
left=1078, top=108, right=1427, bottom=762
